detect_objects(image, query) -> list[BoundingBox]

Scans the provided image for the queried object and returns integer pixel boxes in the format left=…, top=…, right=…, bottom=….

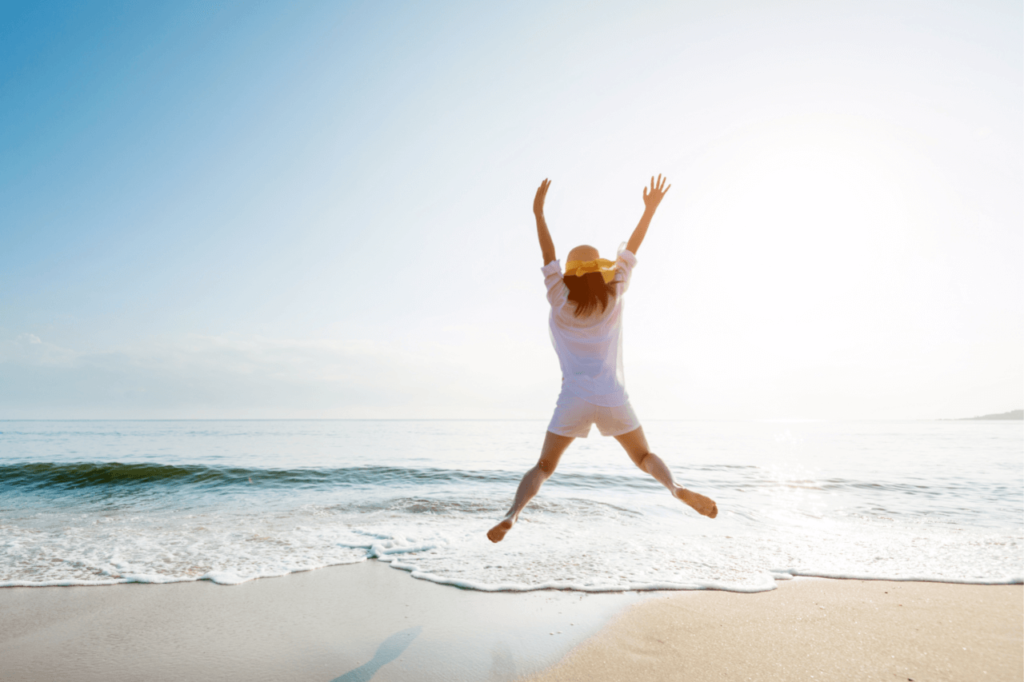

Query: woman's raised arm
left=534, top=179, right=556, bottom=265
left=626, top=174, right=670, bottom=255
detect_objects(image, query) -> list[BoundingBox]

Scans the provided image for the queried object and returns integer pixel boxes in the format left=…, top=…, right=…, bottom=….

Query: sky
left=1, top=0, right=1021, bottom=420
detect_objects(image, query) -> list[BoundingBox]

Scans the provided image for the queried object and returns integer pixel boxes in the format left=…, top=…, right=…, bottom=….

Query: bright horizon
left=1, top=0, right=1021, bottom=420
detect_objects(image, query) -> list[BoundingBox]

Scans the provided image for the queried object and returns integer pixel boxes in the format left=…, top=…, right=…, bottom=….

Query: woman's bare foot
left=487, top=518, right=514, bottom=543
left=675, top=487, right=718, bottom=518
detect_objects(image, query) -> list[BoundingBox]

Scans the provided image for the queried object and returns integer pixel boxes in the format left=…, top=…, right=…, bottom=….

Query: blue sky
left=1, top=0, right=1021, bottom=419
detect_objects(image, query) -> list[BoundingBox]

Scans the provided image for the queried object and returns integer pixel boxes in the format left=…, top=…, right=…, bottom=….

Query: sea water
left=1, top=420, right=1021, bottom=591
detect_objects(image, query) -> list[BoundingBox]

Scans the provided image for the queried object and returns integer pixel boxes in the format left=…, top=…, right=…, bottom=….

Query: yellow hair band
left=565, top=258, right=617, bottom=283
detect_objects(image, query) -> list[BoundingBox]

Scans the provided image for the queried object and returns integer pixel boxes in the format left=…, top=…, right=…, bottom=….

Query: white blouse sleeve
left=542, top=259, right=567, bottom=308
left=613, top=247, right=637, bottom=294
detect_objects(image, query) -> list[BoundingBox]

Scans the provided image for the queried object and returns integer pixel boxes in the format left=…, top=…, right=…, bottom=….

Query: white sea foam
left=0, top=517, right=369, bottom=588
left=1, top=419, right=1021, bottom=591
left=5, top=507, right=1018, bottom=591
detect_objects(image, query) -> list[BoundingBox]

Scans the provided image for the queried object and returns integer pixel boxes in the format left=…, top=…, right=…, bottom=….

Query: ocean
left=1, top=419, right=1021, bottom=592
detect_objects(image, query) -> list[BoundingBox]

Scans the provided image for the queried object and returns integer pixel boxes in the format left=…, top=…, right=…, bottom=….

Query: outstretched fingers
left=534, top=178, right=551, bottom=214
left=642, top=175, right=671, bottom=208
left=646, top=175, right=670, bottom=194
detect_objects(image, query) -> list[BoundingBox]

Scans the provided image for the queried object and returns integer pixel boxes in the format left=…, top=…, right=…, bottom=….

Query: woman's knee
left=632, top=451, right=651, bottom=471
left=537, top=457, right=558, bottom=475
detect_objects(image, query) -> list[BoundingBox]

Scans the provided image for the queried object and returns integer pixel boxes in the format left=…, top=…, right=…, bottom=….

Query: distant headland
left=955, top=409, right=1023, bottom=421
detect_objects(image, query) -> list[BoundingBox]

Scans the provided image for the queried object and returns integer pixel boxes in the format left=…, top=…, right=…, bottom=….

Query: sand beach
left=527, top=578, right=1022, bottom=682
left=0, top=562, right=1019, bottom=682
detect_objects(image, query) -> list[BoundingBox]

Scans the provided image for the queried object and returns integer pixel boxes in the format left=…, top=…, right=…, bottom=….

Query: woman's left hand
left=642, top=174, right=670, bottom=213
left=534, top=178, right=551, bottom=217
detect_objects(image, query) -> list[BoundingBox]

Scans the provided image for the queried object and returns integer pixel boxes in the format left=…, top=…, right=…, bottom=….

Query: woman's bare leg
left=614, top=426, right=718, bottom=518
left=487, top=430, right=575, bottom=543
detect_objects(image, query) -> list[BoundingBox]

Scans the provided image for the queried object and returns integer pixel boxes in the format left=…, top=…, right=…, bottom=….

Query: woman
left=487, top=175, right=718, bottom=544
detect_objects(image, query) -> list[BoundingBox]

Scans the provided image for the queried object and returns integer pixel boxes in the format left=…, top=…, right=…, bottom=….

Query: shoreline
left=1, top=563, right=1020, bottom=682
left=0, top=559, right=647, bottom=682
left=4, top=563, right=1019, bottom=591
left=4, top=551, right=1019, bottom=591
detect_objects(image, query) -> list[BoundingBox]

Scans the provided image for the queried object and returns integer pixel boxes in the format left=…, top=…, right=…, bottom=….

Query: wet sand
left=0, top=560, right=644, bottom=682
left=0, top=564, right=1019, bottom=682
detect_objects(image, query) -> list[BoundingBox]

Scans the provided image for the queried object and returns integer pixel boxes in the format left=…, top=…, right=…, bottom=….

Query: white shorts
left=546, top=390, right=641, bottom=438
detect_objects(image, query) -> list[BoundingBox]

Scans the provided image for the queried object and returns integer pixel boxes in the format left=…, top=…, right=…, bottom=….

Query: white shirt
left=542, top=248, right=637, bottom=407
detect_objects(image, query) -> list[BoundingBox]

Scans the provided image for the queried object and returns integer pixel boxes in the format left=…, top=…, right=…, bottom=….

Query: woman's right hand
left=642, top=174, right=670, bottom=213
left=534, top=178, right=551, bottom=217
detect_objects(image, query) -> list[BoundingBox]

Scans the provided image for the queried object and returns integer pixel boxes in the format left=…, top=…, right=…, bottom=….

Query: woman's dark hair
left=563, top=272, right=616, bottom=318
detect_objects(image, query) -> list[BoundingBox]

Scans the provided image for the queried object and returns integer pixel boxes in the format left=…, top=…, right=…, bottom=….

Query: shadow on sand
left=330, top=626, right=422, bottom=682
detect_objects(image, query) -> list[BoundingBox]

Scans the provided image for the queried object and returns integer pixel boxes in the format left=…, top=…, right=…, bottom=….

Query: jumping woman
left=487, top=175, right=718, bottom=544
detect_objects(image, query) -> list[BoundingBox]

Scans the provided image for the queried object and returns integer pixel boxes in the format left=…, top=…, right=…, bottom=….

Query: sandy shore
left=0, top=560, right=644, bottom=682
left=527, top=578, right=1022, bottom=682
left=0, top=564, right=1019, bottom=682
